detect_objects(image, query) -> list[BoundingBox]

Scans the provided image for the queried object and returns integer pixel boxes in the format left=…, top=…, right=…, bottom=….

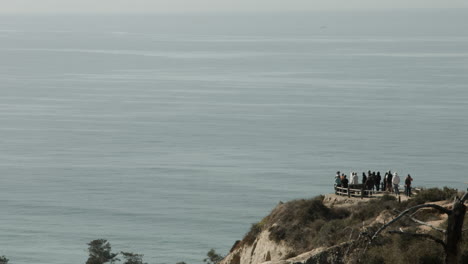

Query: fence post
left=348, top=186, right=351, bottom=198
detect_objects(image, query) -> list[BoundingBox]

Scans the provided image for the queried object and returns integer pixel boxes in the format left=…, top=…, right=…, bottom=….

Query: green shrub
left=313, top=219, right=352, bottom=247
left=362, top=251, right=385, bottom=264
left=380, top=194, right=397, bottom=202
left=351, top=196, right=398, bottom=221
left=266, top=196, right=351, bottom=252
left=86, top=239, right=119, bottom=264
left=242, top=221, right=265, bottom=245
left=409, top=187, right=457, bottom=206
left=121, top=252, right=146, bottom=264
left=0, top=256, right=8, bottom=264
left=203, top=249, right=223, bottom=264
left=362, top=237, right=445, bottom=264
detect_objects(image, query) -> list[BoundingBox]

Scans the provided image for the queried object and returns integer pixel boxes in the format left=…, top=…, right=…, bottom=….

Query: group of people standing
left=334, top=170, right=414, bottom=196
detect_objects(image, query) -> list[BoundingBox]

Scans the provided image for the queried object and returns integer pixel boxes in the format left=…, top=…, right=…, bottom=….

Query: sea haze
left=0, top=10, right=467, bottom=264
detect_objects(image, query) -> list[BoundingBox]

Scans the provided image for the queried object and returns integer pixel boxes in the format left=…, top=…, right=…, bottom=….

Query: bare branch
left=394, top=209, right=445, bottom=233
left=388, top=230, right=446, bottom=249
left=371, top=204, right=451, bottom=241
left=460, top=192, right=468, bottom=203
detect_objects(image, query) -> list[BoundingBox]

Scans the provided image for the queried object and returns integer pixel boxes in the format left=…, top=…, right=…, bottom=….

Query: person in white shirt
left=392, top=172, right=400, bottom=195
left=351, top=172, right=359, bottom=185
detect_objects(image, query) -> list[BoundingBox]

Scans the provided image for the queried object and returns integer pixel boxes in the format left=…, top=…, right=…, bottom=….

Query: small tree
left=0, top=256, right=9, bottom=264
left=203, top=249, right=223, bottom=264
left=86, top=239, right=119, bottom=264
left=121, top=252, right=147, bottom=264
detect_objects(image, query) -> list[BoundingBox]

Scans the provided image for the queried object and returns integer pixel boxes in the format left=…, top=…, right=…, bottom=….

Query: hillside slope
left=220, top=189, right=467, bottom=264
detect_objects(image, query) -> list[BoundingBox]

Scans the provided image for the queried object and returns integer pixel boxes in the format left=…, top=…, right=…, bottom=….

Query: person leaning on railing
left=341, top=175, right=349, bottom=188
left=335, top=175, right=342, bottom=187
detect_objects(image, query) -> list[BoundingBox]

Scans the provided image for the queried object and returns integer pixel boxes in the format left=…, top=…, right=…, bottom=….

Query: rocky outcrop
left=221, top=193, right=454, bottom=264
left=267, top=242, right=354, bottom=264
left=223, top=239, right=357, bottom=264
left=221, top=230, right=295, bottom=264
left=220, top=195, right=364, bottom=264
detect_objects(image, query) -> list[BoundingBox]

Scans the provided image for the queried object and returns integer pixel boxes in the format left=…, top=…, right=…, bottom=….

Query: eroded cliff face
left=220, top=230, right=294, bottom=264
left=265, top=242, right=352, bottom=264
left=220, top=195, right=361, bottom=264
left=219, top=194, right=450, bottom=264
left=221, top=235, right=354, bottom=264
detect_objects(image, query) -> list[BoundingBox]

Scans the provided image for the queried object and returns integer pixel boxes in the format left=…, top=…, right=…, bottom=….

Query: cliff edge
left=220, top=189, right=465, bottom=264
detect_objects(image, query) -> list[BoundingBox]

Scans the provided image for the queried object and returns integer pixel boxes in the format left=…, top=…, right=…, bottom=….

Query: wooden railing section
left=335, top=184, right=389, bottom=198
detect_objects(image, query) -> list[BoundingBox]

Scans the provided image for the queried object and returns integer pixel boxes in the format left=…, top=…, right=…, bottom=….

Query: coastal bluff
left=220, top=189, right=466, bottom=264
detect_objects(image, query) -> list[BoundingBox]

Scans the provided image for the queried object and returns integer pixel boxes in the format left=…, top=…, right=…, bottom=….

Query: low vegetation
left=86, top=239, right=120, bottom=264
left=203, top=249, right=224, bottom=264
left=238, top=196, right=351, bottom=253
left=406, top=187, right=458, bottom=206
left=363, top=235, right=445, bottom=264
left=121, top=252, right=147, bottom=264
left=0, top=256, right=8, bottom=264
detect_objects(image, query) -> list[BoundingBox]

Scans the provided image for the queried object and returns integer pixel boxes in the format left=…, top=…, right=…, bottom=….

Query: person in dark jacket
left=341, top=175, right=349, bottom=188
left=362, top=172, right=367, bottom=185
left=405, top=174, right=413, bottom=196
left=386, top=170, right=393, bottom=192
left=366, top=173, right=375, bottom=191
left=375, top=172, right=381, bottom=191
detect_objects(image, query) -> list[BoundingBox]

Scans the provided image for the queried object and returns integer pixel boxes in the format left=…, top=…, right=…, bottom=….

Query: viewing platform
left=334, top=184, right=416, bottom=199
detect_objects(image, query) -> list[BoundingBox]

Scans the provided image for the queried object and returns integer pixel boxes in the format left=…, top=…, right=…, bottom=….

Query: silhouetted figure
left=372, top=172, right=376, bottom=190
left=386, top=170, right=393, bottom=192
left=341, top=175, right=349, bottom=188
left=375, top=172, right=381, bottom=191
left=405, top=174, right=413, bottom=196
left=366, top=173, right=374, bottom=191
left=383, top=172, right=387, bottom=191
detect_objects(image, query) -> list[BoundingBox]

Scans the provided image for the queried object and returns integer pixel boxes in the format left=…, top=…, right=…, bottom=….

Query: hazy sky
left=1, top=0, right=468, bottom=14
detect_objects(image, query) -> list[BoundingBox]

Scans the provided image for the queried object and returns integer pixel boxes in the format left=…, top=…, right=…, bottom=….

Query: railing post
left=348, top=186, right=351, bottom=198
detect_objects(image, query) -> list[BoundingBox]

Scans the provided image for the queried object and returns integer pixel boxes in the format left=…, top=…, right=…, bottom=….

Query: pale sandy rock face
left=221, top=230, right=294, bottom=264
left=261, top=242, right=351, bottom=264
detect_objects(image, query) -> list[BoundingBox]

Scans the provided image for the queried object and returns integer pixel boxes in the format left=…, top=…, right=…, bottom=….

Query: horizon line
left=1, top=7, right=467, bottom=16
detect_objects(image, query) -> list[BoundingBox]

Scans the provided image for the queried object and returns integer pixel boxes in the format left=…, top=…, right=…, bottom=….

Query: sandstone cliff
left=220, top=192, right=455, bottom=264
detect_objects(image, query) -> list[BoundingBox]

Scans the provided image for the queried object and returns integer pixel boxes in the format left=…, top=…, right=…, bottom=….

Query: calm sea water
left=1, top=10, right=467, bottom=264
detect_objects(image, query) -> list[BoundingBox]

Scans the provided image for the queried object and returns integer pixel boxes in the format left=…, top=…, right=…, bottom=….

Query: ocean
left=0, top=10, right=467, bottom=264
